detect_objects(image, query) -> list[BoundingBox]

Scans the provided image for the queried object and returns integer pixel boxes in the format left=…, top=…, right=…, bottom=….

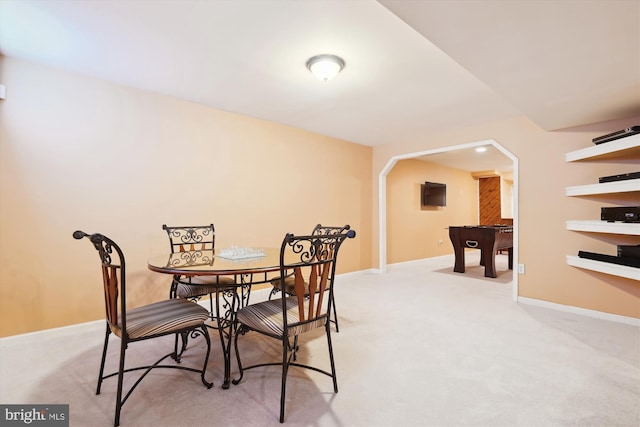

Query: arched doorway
left=378, top=139, right=519, bottom=300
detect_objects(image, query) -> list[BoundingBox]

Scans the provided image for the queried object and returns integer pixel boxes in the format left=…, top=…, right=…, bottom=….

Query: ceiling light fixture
left=475, top=147, right=488, bottom=153
left=306, top=54, right=345, bottom=82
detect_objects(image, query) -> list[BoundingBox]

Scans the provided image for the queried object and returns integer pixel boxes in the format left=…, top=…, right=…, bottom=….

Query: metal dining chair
left=162, top=224, right=237, bottom=318
left=233, top=229, right=356, bottom=423
left=162, top=223, right=241, bottom=369
left=73, top=230, right=213, bottom=427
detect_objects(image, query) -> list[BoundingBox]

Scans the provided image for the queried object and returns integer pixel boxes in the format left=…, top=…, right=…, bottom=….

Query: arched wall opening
left=378, top=139, right=519, bottom=300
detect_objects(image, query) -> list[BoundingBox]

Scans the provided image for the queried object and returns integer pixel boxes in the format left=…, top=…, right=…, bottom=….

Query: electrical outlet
left=518, top=264, right=525, bottom=274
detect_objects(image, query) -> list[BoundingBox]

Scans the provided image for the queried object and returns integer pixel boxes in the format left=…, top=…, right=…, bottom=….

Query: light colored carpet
left=1, top=253, right=638, bottom=427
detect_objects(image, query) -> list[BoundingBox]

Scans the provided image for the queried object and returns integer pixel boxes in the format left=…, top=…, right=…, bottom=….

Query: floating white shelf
left=566, top=255, right=640, bottom=281
left=565, top=133, right=640, bottom=162
left=566, top=220, right=640, bottom=235
left=565, top=178, right=640, bottom=196
left=565, top=133, right=640, bottom=282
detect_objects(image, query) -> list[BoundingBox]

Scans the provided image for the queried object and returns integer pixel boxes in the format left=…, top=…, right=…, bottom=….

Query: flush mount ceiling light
left=306, top=54, right=345, bottom=82
left=475, top=147, right=488, bottom=153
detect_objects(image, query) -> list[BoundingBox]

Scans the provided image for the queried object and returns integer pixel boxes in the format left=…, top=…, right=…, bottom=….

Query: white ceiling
left=1, top=0, right=638, bottom=171
left=416, top=144, right=514, bottom=174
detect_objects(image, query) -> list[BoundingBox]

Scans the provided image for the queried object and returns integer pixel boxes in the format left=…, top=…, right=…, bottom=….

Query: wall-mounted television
left=421, top=181, right=446, bottom=207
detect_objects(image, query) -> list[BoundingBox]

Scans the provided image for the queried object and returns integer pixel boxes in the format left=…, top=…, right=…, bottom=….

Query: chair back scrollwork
left=162, top=224, right=216, bottom=252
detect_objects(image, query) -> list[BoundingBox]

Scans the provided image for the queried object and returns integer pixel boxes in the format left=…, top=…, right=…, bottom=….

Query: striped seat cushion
left=176, top=275, right=236, bottom=299
left=111, top=298, right=210, bottom=340
left=236, top=297, right=327, bottom=337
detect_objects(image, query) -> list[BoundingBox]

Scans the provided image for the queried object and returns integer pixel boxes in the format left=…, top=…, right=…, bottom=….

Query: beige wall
left=386, top=159, right=478, bottom=263
left=1, top=56, right=638, bottom=337
left=0, top=57, right=373, bottom=337
left=372, top=116, right=640, bottom=319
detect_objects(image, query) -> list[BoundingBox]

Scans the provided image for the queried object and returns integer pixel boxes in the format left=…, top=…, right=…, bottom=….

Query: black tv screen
left=421, top=182, right=446, bottom=207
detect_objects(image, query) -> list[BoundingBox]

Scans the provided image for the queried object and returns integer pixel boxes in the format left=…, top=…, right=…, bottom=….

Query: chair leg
left=169, top=279, right=187, bottom=362
left=96, top=323, right=111, bottom=395
left=169, top=277, right=178, bottom=299
left=239, top=276, right=253, bottom=308
left=231, top=324, right=245, bottom=385
left=331, top=291, right=339, bottom=332
left=114, top=338, right=127, bottom=427
left=96, top=322, right=211, bottom=427
left=292, top=335, right=299, bottom=361
left=172, top=332, right=189, bottom=362
left=279, top=338, right=290, bottom=423
left=208, top=293, right=215, bottom=322
left=199, top=326, right=214, bottom=389
left=326, top=323, right=338, bottom=393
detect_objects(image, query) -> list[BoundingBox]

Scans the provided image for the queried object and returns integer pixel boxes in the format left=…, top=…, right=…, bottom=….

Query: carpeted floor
left=1, top=253, right=638, bottom=427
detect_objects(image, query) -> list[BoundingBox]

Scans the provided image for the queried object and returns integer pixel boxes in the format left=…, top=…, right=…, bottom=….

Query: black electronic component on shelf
left=592, top=126, right=640, bottom=145
left=578, top=251, right=640, bottom=268
left=618, top=245, right=640, bottom=259
left=601, top=206, right=640, bottom=223
left=598, top=171, right=640, bottom=183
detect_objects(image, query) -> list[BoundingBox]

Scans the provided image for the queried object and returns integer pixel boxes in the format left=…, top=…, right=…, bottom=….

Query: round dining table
left=148, top=247, right=283, bottom=388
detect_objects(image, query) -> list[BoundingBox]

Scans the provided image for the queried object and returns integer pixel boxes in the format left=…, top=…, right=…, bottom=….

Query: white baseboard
left=337, top=268, right=378, bottom=276
left=517, top=296, right=640, bottom=326
left=0, top=319, right=104, bottom=342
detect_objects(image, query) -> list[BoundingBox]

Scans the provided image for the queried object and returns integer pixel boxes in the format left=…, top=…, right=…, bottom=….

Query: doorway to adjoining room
left=379, top=139, right=519, bottom=299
